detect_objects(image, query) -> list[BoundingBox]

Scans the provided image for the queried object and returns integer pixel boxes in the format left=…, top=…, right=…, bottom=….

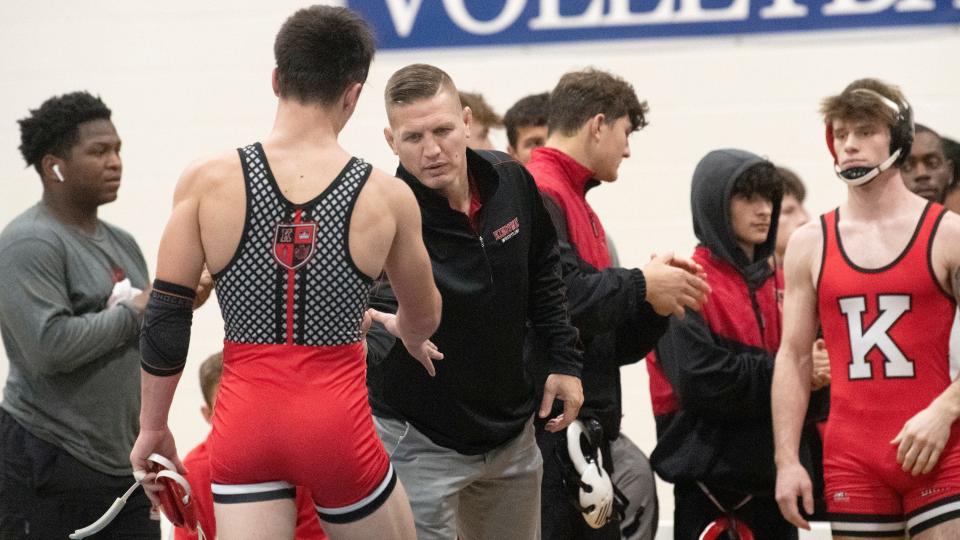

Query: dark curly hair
left=776, top=166, right=805, bottom=202
left=18, top=91, right=112, bottom=173
left=732, top=161, right=784, bottom=203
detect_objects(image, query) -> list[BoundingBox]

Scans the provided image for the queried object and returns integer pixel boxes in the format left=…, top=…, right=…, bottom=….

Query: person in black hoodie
left=650, top=149, right=804, bottom=539
left=365, top=64, right=584, bottom=540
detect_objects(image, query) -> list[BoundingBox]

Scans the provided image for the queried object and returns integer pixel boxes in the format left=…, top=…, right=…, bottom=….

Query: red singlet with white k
left=818, top=201, right=960, bottom=533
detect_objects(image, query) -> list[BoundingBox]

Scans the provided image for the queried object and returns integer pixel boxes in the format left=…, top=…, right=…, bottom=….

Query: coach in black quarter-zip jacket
left=364, top=64, right=583, bottom=540
left=367, top=147, right=584, bottom=452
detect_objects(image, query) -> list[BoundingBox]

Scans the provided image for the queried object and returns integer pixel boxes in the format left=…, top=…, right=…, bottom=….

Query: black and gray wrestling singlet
left=213, top=142, right=373, bottom=346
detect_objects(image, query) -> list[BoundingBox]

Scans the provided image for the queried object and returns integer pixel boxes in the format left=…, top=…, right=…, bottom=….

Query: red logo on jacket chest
left=493, top=217, right=520, bottom=242
left=273, top=223, right=317, bottom=270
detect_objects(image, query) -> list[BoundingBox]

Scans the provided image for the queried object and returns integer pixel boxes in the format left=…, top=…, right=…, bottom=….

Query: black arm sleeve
left=656, top=309, right=774, bottom=420
left=140, top=279, right=195, bottom=377
left=525, top=172, right=583, bottom=378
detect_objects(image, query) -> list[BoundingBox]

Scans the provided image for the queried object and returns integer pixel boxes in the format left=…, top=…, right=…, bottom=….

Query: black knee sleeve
left=140, top=279, right=195, bottom=376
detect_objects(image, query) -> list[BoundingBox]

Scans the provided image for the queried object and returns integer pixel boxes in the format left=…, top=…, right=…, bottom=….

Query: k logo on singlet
left=838, top=294, right=915, bottom=380
left=273, top=223, right=318, bottom=270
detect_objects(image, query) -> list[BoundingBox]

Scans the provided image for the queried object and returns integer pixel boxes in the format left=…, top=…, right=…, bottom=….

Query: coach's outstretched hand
left=642, top=252, right=711, bottom=318
left=775, top=461, right=813, bottom=530
left=368, top=308, right=444, bottom=377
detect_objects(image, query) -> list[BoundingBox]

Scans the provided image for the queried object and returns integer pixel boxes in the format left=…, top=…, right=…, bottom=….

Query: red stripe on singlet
left=285, top=209, right=301, bottom=344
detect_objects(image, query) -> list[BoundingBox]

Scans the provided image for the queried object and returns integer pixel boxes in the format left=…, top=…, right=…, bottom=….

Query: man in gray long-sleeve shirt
left=0, top=92, right=155, bottom=538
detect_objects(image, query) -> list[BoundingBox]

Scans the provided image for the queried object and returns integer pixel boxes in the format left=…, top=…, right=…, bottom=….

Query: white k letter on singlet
left=839, top=294, right=915, bottom=380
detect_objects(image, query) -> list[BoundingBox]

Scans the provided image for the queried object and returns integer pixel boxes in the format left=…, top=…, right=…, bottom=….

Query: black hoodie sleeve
left=524, top=172, right=583, bottom=378
left=612, top=301, right=669, bottom=366
left=540, top=195, right=668, bottom=356
left=365, top=276, right=399, bottom=367
left=656, top=308, right=775, bottom=421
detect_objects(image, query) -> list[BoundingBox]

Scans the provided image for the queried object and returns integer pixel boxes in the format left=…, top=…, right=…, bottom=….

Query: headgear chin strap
left=825, top=88, right=914, bottom=187
left=834, top=149, right=901, bottom=187
left=70, top=453, right=203, bottom=539
left=561, top=419, right=626, bottom=529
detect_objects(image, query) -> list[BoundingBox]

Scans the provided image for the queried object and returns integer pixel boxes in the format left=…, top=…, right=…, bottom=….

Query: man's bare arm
left=772, top=221, right=822, bottom=530
left=891, top=213, right=960, bottom=475
left=379, top=173, right=442, bottom=373
left=131, top=162, right=209, bottom=488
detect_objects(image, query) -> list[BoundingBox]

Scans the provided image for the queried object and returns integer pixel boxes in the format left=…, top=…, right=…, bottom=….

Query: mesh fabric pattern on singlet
left=214, top=142, right=373, bottom=346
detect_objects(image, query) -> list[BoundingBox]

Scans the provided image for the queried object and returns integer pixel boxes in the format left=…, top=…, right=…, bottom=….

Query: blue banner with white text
left=346, top=0, right=960, bottom=49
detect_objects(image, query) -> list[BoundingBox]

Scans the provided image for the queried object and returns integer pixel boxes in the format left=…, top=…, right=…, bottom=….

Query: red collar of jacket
left=526, top=147, right=611, bottom=270
left=693, top=245, right=782, bottom=353
left=528, top=147, right=594, bottom=195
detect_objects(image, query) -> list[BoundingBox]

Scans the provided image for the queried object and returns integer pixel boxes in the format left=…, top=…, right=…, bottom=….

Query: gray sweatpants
left=374, top=415, right=543, bottom=540
left=611, top=434, right=659, bottom=540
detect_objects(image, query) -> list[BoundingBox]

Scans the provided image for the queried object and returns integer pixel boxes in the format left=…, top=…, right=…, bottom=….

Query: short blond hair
left=384, top=64, right=458, bottom=109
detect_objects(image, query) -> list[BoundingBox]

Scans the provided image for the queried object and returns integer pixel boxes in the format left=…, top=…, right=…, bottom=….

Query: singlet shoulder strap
left=918, top=202, right=947, bottom=246
left=211, top=143, right=263, bottom=280
left=815, top=208, right=838, bottom=290
left=921, top=202, right=953, bottom=300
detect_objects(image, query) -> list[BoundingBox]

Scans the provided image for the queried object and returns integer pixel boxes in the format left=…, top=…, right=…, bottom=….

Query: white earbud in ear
left=52, top=164, right=65, bottom=183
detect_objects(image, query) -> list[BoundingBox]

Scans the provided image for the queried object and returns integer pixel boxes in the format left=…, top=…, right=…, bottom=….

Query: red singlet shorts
left=825, top=414, right=960, bottom=536
left=208, top=341, right=395, bottom=524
